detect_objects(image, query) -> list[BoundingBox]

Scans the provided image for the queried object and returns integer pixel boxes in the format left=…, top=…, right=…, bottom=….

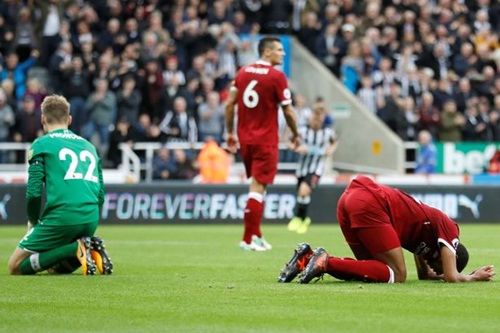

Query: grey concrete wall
left=290, top=38, right=405, bottom=174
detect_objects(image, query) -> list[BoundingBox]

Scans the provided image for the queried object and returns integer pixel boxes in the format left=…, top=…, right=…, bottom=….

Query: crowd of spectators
left=0, top=0, right=500, bottom=176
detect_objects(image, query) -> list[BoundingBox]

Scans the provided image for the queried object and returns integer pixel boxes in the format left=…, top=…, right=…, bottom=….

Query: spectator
left=48, top=41, right=72, bottom=93
left=402, top=96, right=419, bottom=141
left=62, top=56, right=91, bottom=135
left=357, top=75, right=378, bottom=114
left=197, top=137, right=230, bottom=183
left=80, top=41, right=99, bottom=75
left=140, top=58, right=164, bottom=122
left=316, top=23, right=345, bottom=77
left=372, top=57, right=397, bottom=96
left=12, top=96, right=43, bottom=163
left=377, top=83, right=407, bottom=140
left=0, top=15, right=14, bottom=56
left=107, top=116, right=133, bottom=168
left=293, top=93, right=312, bottom=127
left=462, top=104, right=488, bottom=141
left=23, top=78, right=47, bottom=115
left=116, top=75, right=142, bottom=124
left=197, top=91, right=224, bottom=143
left=162, top=56, right=186, bottom=87
left=417, top=92, right=441, bottom=140
left=170, top=148, right=198, bottom=180
left=95, top=18, right=126, bottom=55
left=0, top=89, right=15, bottom=163
left=124, top=18, right=141, bottom=45
left=73, top=21, right=93, bottom=54
left=1, top=79, right=17, bottom=111
left=452, top=42, right=476, bottom=78
left=152, top=146, right=175, bottom=181
left=414, top=130, right=437, bottom=175
left=34, top=0, right=67, bottom=67
left=159, top=96, right=198, bottom=143
left=340, top=40, right=363, bottom=93
left=12, top=7, right=37, bottom=62
left=0, top=50, right=39, bottom=100
left=439, top=99, right=465, bottom=142
left=84, top=78, right=117, bottom=152
left=454, top=78, right=477, bottom=113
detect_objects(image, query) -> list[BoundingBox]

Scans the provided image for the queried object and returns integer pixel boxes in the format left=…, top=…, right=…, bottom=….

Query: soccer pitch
left=1, top=224, right=499, bottom=333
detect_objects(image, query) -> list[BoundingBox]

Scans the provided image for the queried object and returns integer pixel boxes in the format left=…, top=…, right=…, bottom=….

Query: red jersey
left=347, top=176, right=460, bottom=260
left=233, top=60, right=292, bottom=145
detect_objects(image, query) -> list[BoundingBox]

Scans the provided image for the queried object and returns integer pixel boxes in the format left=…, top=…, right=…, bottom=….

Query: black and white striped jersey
left=296, top=125, right=336, bottom=177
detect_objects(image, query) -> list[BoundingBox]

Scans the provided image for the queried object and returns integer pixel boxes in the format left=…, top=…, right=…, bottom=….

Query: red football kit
left=337, top=175, right=460, bottom=260
left=233, top=60, right=292, bottom=184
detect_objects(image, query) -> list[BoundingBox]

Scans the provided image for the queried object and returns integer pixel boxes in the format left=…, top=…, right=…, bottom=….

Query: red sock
left=243, top=193, right=264, bottom=243
left=326, top=257, right=394, bottom=283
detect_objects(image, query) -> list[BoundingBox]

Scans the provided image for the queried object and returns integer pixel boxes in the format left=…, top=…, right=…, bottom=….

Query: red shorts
left=240, top=144, right=278, bottom=184
left=336, top=185, right=400, bottom=255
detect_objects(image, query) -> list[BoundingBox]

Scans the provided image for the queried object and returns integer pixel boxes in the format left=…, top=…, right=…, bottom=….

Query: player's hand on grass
left=226, top=133, right=239, bottom=154
left=470, top=265, right=495, bottom=281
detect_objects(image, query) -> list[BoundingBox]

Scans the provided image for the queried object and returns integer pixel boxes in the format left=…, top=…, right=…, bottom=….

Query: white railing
left=0, top=141, right=419, bottom=182
left=119, top=142, right=298, bottom=183
left=0, top=142, right=31, bottom=171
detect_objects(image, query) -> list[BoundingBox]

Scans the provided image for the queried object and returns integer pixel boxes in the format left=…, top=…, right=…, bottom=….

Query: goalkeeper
left=8, top=95, right=113, bottom=276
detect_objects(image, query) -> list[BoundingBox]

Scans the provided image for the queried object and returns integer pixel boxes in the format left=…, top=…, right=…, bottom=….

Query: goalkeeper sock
left=19, top=242, right=78, bottom=275
left=243, top=192, right=264, bottom=243
left=326, top=257, right=394, bottom=283
left=50, top=257, right=82, bottom=274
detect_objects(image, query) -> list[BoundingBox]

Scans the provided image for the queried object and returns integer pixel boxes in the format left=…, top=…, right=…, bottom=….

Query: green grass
left=1, top=224, right=499, bottom=333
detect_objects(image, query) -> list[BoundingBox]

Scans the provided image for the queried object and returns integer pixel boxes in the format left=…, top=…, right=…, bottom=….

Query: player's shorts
left=240, top=144, right=278, bottom=184
left=297, top=173, right=320, bottom=189
left=19, top=221, right=99, bottom=253
left=336, top=185, right=400, bottom=255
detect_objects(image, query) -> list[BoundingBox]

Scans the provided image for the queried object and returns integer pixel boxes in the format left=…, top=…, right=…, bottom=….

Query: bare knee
left=8, top=249, right=30, bottom=275
left=8, top=258, right=22, bottom=275
left=392, top=266, right=407, bottom=283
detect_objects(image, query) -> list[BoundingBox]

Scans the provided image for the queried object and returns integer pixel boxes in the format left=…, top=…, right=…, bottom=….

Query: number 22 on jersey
left=58, top=148, right=98, bottom=182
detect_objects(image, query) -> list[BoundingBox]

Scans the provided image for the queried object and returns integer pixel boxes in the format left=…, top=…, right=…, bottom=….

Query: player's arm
left=325, top=134, right=338, bottom=156
left=413, top=254, right=442, bottom=280
left=97, top=157, right=105, bottom=206
left=26, top=150, right=44, bottom=225
left=282, top=103, right=300, bottom=148
left=440, top=245, right=495, bottom=282
left=224, top=86, right=239, bottom=153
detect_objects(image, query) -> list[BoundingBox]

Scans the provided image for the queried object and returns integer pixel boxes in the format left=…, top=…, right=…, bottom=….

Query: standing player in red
left=278, top=175, right=495, bottom=282
left=225, top=36, right=300, bottom=251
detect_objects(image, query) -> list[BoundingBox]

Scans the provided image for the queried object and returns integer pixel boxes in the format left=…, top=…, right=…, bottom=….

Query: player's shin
left=243, top=192, right=264, bottom=242
left=20, top=243, right=79, bottom=275
left=327, top=257, right=395, bottom=283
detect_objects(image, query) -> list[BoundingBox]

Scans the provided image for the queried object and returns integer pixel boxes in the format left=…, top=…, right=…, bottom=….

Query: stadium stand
left=1, top=0, right=500, bottom=181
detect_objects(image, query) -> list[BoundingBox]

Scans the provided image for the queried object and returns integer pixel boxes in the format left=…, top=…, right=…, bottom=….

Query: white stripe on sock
left=30, top=253, right=42, bottom=272
left=386, top=265, right=395, bottom=283
left=248, top=192, right=264, bottom=203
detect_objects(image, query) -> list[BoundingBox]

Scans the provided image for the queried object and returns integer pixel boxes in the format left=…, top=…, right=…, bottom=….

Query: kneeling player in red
left=278, top=175, right=495, bottom=283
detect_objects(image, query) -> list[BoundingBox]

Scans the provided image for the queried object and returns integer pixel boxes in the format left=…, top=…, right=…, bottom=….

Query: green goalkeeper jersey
left=26, top=129, right=105, bottom=225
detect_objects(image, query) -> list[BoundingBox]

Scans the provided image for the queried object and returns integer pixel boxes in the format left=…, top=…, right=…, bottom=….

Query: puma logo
left=0, top=194, right=11, bottom=219
left=458, top=194, right=483, bottom=219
